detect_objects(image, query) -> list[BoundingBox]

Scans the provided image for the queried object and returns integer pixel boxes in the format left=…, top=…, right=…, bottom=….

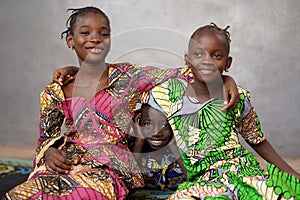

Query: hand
left=52, top=66, right=79, bottom=86
left=44, top=147, right=72, bottom=174
left=221, top=75, right=239, bottom=111
left=132, top=112, right=144, bottom=139
left=132, top=112, right=146, bottom=153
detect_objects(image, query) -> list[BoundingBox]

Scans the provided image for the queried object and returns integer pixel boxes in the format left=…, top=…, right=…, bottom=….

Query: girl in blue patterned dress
left=129, top=104, right=186, bottom=191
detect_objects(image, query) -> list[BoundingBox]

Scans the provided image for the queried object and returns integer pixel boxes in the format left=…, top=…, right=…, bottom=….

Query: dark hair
left=61, top=6, right=110, bottom=39
left=190, top=22, right=231, bottom=53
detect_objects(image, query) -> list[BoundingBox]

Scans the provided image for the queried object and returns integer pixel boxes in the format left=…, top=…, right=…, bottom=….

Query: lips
left=147, top=138, right=167, bottom=147
left=86, top=46, right=104, bottom=54
left=198, top=69, right=216, bottom=75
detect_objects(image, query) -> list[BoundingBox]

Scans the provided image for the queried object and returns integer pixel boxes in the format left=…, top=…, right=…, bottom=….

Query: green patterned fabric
left=146, top=75, right=300, bottom=200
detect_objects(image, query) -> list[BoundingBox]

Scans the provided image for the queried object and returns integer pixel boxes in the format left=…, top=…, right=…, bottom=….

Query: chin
left=149, top=145, right=164, bottom=151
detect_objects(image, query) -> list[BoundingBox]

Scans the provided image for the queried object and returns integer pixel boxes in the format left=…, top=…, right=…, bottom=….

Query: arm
left=222, top=75, right=239, bottom=111
left=168, top=137, right=188, bottom=180
left=250, top=139, right=300, bottom=179
left=52, top=66, right=79, bottom=86
left=34, top=83, right=72, bottom=174
left=238, top=92, right=300, bottom=179
left=130, top=64, right=179, bottom=93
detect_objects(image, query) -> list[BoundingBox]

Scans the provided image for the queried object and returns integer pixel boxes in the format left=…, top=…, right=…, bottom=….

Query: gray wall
left=0, top=0, right=299, bottom=156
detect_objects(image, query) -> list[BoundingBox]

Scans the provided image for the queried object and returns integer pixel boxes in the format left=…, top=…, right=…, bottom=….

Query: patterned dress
left=4, top=63, right=179, bottom=200
left=144, top=67, right=300, bottom=200
left=128, top=140, right=185, bottom=191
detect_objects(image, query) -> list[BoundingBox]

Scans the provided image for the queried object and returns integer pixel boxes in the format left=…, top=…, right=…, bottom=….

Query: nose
left=89, top=32, right=103, bottom=43
left=201, top=54, right=214, bottom=66
left=152, top=125, right=163, bottom=136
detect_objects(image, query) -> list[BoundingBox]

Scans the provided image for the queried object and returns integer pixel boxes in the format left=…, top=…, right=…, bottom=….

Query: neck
left=79, top=61, right=107, bottom=78
left=71, top=61, right=109, bottom=98
left=187, top=79, right=224, bottom=102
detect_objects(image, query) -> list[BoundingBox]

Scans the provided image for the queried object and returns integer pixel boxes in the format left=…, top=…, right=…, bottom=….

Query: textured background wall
left=0, top=0, right=299, bottom=156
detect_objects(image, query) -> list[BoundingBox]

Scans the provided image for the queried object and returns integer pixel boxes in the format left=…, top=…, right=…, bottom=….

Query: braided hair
left=61, top=6, right=110, bottom=39
left=190, top=23, right=231, bottom=53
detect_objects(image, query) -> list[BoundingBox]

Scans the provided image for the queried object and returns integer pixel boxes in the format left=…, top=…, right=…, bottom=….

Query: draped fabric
left=4, top=63, right=180, bottom=200
left=144, top=69, right=300, bottom=200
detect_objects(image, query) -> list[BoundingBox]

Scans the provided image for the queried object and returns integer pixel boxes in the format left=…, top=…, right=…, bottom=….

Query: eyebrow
left=79, top=25, right=109, bottom=30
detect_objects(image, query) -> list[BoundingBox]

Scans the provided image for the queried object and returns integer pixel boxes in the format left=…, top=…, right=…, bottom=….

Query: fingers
left=134, top=113, right=141, bottom=124
left=132, top=113, right=145, bottom=139
left=221, top=86, right=229, bottom=111
left=52, top=70, right=74, bottom=86
left=221, top=90, right=238, bottom=111
left=63, top=75, right=74, bottom=85
left=45, top=159, right=72, bottom=174
left=44, top=149, right=72, bottom=174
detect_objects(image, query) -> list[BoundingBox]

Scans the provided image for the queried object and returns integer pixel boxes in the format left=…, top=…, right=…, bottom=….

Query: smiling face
left=66, top=12, right=111, bottom=65
left=140, top=105, right=173, bottom=150
left=186, top=29, right=232, bottom=84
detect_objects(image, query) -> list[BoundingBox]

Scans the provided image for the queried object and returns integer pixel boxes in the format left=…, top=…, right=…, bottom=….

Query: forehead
left=141, top=106, right=165, bottom=120
left=74, top=12, right=109, bottom=28
left=189, top=29, right=228, bottom=51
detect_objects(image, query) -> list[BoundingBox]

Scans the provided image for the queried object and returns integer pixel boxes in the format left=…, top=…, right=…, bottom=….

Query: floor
left=1, top=144, right=300, bottom=170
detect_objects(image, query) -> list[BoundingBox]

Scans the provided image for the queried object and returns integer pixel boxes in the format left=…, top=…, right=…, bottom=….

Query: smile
left=148, top=138, right=165, bottom=146
left=86, top=47, right=103, bottom=54
left=198, top=69, right=216, bottom=75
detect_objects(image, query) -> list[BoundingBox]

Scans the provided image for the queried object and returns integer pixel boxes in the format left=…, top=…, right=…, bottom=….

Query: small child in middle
left=128, top=103, right=186, bottom=191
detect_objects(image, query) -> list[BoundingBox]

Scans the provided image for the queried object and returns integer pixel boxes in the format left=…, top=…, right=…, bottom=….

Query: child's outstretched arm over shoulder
left=222, top=75, right=239, bottom=111
left=250, top=139, right=300, bottom=179
left=52, top=67, right=240, bottom=111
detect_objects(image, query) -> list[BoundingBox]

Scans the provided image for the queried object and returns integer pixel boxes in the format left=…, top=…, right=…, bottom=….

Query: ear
left=184, top=53, right=191, bottom=66
left=66, top=33, right=74, bottom=49
left=225, top=56, right=232, bottom=72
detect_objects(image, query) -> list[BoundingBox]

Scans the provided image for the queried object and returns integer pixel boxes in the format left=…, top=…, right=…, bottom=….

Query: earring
left=69, top=46, right=74, bottom=50
left=225, top=68, right=229, bottom=72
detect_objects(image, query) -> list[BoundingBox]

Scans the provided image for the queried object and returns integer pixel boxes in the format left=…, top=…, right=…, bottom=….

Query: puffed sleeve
left=239, top=88, right=266, bottom=145
left=33, top=83, right=66, bottom=170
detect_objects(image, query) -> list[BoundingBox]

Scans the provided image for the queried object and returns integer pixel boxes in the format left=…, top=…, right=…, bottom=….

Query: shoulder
left=234, top=86, right=255, bottom=118
left=237, top=86, right=252, bottom=102
left=40, top=82, right=64, bottom=102
left=108, top=62, right=139, bottom=72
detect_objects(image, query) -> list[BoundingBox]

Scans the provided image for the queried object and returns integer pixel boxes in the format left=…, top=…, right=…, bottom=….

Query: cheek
left=189, top=58, right=200, bottom=66
left=163, top=130, right=173, bottom=140
left=104, top=38, right=111, bottom=46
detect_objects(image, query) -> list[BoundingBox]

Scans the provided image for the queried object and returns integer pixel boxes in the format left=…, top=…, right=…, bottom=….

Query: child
left=4, top=6, right=174, bottom=200
left=3, top=7, right=238, bottom=200
left=129, top=104, right=186, bottom=191
left=142, top=23, right=300, bottom=199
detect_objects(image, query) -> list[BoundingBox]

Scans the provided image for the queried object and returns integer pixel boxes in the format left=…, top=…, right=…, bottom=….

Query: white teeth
left=90, top=48, right=102, bottom=53
left=149, top=140, right=163, bottom=146
left=199, top=69, right=214, bottom=75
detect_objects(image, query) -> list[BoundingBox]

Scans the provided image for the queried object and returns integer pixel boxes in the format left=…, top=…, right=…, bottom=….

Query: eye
left=101, top=32, right=110, bottom=37
left=141, top=121, right=152, bottom=128
left=162, top=122, right=170, bottom=129
left=80, top=31, right=89, bottom=35
left=193, top=52, right=203, bottom=58
left=213, top=53, right=223, bottom=59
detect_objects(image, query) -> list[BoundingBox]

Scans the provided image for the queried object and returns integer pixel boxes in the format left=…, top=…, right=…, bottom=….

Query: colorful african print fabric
left=4, top=63, right=179, bottom=200
left=144, top=69, right=300, bottom=200
left=138, top=148, right=185, bottom=191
